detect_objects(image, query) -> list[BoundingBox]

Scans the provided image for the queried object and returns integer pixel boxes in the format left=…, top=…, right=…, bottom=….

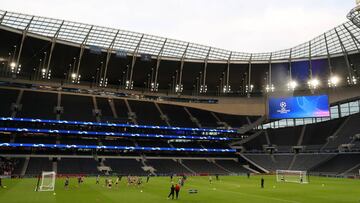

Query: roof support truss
left=15, top=16, right=34, bottom=74
left=75, top=26, right=93, bottom=83
left=102, top=30, right=120, bottom=86
left=45, top=20, right=64, bottom=77
left=334, top=28, right=353, bottom=83
left=127, top=34, right=144, bottom=89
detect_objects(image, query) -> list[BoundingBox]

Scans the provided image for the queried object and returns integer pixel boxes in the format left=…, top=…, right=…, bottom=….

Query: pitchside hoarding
left=268, top=95, right=330, bottom=119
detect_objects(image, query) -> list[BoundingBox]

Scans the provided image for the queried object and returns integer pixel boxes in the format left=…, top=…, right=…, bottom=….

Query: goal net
left=276, top=170, right=308, bottom=184
left=36, top=171, right=56, bottom=191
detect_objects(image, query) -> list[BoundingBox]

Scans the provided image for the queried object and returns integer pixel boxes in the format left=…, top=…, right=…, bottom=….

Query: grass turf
left=0, top=175, right=359, bottom=203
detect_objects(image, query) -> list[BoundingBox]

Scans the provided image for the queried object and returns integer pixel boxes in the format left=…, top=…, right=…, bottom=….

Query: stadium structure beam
left=102, top=30, right=119, bottom=87
left=201, top=47, right=211, bottom=93
left=46, top=20, right=64, bottom=79
left=127, top=34, right=144, bottom=89
left=323, top=33, right=333, bottom=75
left=343, top=24, right=360, bottom=53
left=268, top=53, right=273, bottom=91
left=153, top=39, right=167, bottom=92
left=75, top=26, right=93, bottom=83
left=15, top=16, right=34, bottom=75
left=224, top=52, right=232, bottom=93
left=334, top=28, right=354, bottom=84
left=177, top=42, right=190, bottom=93
left=289, top=48, right=293, bottom=81
left=308, top=41, right=313, bottom=79
left=247, top=54, right=253, bottom=97
left=2, top=9, right=360, bottom=64
left=0, top=11, right=7, bottom=24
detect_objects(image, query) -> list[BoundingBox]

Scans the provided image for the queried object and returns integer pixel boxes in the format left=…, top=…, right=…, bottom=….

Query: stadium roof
left=0, top=9, right=359, bottom=63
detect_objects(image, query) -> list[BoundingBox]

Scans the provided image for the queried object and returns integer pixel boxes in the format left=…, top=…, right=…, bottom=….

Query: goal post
left=36, top=171, right=56, bottom=192
left=276, top=170, right=308, bottom=184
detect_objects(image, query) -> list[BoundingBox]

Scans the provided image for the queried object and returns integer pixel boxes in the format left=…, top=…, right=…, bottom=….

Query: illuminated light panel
left=0, top=142, right=236, bottom=153
left=0, top=117, right=237, bottom=133
left=0, top=127, right=231, bottom=141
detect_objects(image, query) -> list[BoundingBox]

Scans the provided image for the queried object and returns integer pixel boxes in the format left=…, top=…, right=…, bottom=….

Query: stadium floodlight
left=222, top=85, right=231, bottom=93
left=10, top=62, right=16, bottom=68
left=41, top=68, right=46, bottom=79
left=265, top=84, right=275, bottom=93
left=347, top=76, right=357, bottom=85
left=71, top=73, right=81, bottom=84
left=150, top=82, right=159, bottom=91
left=328, top=75, right=340, bottom=87
left=71, top=73, right=77, bottom=79
left=200, top=84, right=207, bottom=93
left=287, top=80, right=297, bottom=91
left=99, top=77, right=108, bottom=87
left=308, top=78, right=320, bottom=89
left=10, top=62, right=16, bottom=73
left=246, top=84, right=254, bottom=93
left=175, top=84, right=183, bottom=93
left=125, top=80, right=134, bottom=90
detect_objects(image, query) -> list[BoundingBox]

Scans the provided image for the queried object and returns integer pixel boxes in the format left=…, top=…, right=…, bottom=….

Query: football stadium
left=0, top=1, right=359, bottom=202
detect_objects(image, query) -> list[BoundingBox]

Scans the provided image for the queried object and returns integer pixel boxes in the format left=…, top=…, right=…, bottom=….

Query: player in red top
left=175, top=184, right=181, bottom=199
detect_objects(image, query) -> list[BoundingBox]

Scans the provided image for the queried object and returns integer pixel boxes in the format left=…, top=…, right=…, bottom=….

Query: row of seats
left=243, top=113, right=359, bottom=152
left=5, top=152, right=358, bottom=176
left=5, top=157, right=249, bottom=176
left=244, top=153, right=359, bottom=175
left=0, top=87, right=253, bottom=128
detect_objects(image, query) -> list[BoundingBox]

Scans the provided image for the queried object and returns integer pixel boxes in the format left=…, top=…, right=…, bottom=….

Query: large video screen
left=268, top=95, right=330, bottom=119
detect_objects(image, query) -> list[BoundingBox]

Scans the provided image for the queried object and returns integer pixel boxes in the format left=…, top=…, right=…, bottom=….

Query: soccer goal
left=276, top=170, right=308, bottom=184
left=36, top=171, right=56, bottom=191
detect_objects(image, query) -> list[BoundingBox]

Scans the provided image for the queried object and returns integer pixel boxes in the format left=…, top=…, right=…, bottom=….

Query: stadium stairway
left=212, top=161, right=232, bottom=173
left=154, top=103, right=171, bottom=126
left=53, top=160, right=57, bottom=174
left=91, top=96, right=101, bottom=122
left=21, top=157, right=29, bottom=177
left=210, top=112, right=230, bottom=128
left=288, top=154, right=297, bottom=170
left=181, top=159, right=230, bottom=174
left=341, top=163, right=360, bottom=176
left=178, top=160, right=196, bottom=174
left=124, top=99, right=138, bottom=125
left=239, top=154, right=268, bottom=173
left=323, top=113, right=360, bottom=150
left=184, top=107, right=202, bottom=128
left=230, top=130, right=264, bottom=148
left=320, top=116, right=351, bottom=150
left=237, top=116, right=266, bottom=134
left=297, top=125, right=307, bottom=146
left=140, top=156, right=156, bottom=175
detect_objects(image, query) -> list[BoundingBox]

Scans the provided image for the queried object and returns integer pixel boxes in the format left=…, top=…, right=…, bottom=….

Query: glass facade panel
left=340, top=103, right=350, bottom=117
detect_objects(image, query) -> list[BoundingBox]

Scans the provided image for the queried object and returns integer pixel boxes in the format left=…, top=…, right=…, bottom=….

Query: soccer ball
left=140, top=190, right=143, bottom=193
left=53, top=192, right=56, bottom=195
left=3, top=186, right=7, bottom=189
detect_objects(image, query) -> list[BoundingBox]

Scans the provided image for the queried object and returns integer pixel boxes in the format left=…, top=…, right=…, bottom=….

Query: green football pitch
left=0, top=175, right=359, bottom=203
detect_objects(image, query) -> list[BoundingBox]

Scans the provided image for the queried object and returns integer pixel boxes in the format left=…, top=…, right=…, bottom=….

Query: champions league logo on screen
left=277, top=101, right=290, bottom=114
left=268, top=95, right=330, bottom=119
